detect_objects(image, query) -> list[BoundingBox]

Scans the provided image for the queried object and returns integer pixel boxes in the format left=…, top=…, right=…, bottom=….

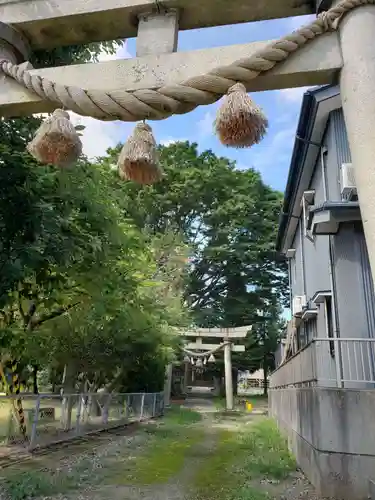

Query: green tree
left=99, top=141, right=287, bottom=378
left=0, top=40, right=187, bottom=399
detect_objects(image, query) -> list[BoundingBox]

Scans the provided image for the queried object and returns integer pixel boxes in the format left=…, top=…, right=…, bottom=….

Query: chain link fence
left=0, top=391, right=164, bottom=454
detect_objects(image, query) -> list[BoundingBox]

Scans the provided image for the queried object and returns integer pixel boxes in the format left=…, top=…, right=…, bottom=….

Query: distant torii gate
left=165, top=326, right=250, bottom=411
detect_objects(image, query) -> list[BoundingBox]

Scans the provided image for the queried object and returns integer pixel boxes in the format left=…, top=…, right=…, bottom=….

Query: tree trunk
left=263, top=357, right=268, bottom=397
left=212, top=376, right=221, bottom=397
left=60, top=364, right=76, bottom=431
left=219, top=376, right=226, bottom=398
left=232, top=368, right=238, bottom=396
left=32, top=365, right=39, bottom=394
left=102, top=393, right=112, bottom=424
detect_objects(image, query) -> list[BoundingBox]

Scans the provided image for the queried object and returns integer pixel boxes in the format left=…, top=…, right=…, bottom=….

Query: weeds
left=1, top=408, right=296, bottom=500
left=165, top=406, right=202, bottom=425
left=191, top=418, right=296, bottom=500
left=2, top=466, right=85, bottom=500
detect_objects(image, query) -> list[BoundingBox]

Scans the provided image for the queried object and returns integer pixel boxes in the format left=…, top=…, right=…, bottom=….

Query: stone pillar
left=183, top=361, right=189, bottom=394
left=136, top=9, right=179, bottom=57
left=224, top=342, right=234, bottom=410
left=164, top=363, right=173, bottom=407
left=0, top=22, right=30, bottom=85
left=338, top=4, right=375, bottom=282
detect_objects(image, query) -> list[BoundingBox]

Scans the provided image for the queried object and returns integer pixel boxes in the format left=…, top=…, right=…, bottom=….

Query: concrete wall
left=269, top=387, right=375, bottom=499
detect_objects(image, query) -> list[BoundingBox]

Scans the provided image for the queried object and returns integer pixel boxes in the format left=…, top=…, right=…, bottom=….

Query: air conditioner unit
left=341, top=163, right=357, bottom=200
left=292, top=295, right=307, bottom=316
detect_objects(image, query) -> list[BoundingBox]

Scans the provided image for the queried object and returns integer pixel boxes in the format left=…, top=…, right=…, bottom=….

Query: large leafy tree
left=0, top=40, right=187, bottom=397
left=98, top=141, right=287, bottom=377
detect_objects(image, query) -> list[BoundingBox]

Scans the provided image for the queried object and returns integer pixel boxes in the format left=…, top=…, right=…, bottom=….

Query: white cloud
left=69, top=114, right=131, bottom=159
left=68, top=40, right=134, bottom=160
left=278, top=87, right=309, bottom=103
left=288, top=14, right=316, bottom=32
left=251, top=126, right=296, bottom=175
left=271, top=127, right=296, bottom=148
left=160, top=138, right=187, bottom=146
left=198, top=110, right=215, bottom=138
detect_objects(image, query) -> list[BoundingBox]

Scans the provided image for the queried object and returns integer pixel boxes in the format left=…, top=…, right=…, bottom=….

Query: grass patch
left=239, top=419, right=295, bottom=479
left=212, top=396, right=226, bottom=410
left=191, top=418, right=296, bottom=500
left=103, top=407, right=202, bottom=486
left=2, top=458, right=94, bottom=500
left=164, top=406, right=202, bottom=425
left=110, top=429, right=202, bottom=485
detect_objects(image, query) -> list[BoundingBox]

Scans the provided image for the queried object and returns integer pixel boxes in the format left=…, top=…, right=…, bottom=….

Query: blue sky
left=74, top=13, right=315, bottom=194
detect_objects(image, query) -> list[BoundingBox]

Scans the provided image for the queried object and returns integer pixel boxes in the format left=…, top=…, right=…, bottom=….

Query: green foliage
left=109, top=429, right=201, bottom=485
left=3, top=471, right=55, bottom=500
left=192, top=419, right=295, bottom=500
left=0, top=41, right=188, bottom=394
left=0, top=41, right=285, bottom=393
left=100, top=142, right=287, bottom=377
left=240, top=419, right=296, bottom=479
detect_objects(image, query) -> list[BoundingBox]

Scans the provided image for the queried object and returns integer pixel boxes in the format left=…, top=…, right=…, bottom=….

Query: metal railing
left=0, top=391, right=164, bottom=452
left=270, top=337, right=375, bottom=389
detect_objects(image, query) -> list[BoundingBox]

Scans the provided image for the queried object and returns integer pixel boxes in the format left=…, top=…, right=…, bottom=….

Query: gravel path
left=1, top=399, right=322, bottom=500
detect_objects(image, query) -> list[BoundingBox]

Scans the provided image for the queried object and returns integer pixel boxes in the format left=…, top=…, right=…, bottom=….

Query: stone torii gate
left=1, top=0, right=375, bottom=389
left=182, top=326, right=249, bottom=411
left=1, top=0, right=374, bottom=271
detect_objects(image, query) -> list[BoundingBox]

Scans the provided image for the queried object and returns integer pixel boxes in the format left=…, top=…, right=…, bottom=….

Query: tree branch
left=30, top=302, right=80, bottom=330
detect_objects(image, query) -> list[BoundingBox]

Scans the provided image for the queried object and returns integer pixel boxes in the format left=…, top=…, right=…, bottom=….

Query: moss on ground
left=191, top=418, right=296, bottom=500
left=105, top=427, right=202, bottom=485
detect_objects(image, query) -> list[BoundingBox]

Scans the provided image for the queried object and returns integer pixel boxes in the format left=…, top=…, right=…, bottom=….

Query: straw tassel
left=118, top=122, right=162, bottom=185
left=214, top=83, right=268, bottom=148
left=27, top=109, right=82, bottom=167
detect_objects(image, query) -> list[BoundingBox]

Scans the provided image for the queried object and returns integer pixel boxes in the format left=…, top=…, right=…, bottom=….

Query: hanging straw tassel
left=27, top=109, right=82, bottom=167
left=118, top=122, right=162, bottom=185
left=214, top=83, right=268, bottom=148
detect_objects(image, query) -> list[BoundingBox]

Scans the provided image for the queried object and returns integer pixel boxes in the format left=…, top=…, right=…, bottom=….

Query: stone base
left=270, top=388, right=375, bottom=499
left=279, top=417, right=375, bottom=499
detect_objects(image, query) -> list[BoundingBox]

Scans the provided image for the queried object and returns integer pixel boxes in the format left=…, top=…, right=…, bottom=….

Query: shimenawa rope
left=182, top=341, right=231, bottom=358
left=0, top=0, right=373, bottom=123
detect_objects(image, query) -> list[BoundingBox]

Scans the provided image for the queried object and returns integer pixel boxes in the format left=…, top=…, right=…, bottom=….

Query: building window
left=301, top=190, right=315, bottom=242
left=325, top=296, right=335, bottom=357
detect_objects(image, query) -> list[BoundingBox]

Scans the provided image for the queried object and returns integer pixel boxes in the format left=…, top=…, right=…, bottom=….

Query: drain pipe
left=299, top=216, right=306, bottom=298
left=328, top=236, right=344, bottom=388
left=321, top=146, right=328, bottom=201
left=320, top=145, right=343, bottom=387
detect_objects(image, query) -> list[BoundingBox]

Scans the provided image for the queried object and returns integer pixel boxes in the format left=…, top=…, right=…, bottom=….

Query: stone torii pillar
left=183, top=326, right=249, bottom=411
left=334, top=1, right=375, bottom=282
left=223, top=340, right=234, bottom=411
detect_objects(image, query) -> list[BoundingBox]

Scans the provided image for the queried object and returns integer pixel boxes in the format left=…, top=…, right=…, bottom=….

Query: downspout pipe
left=328, top=235, right=344, bottom=388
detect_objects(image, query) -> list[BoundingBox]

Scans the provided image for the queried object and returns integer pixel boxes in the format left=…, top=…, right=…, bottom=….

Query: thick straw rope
left=183, top=342, right=231, bottom=358
left=0, top=0, right=373, bottom=122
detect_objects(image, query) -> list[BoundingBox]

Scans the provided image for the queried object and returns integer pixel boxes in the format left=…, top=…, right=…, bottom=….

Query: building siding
left=332, top=223, right=370, bottom=340
left=329, top=108, right=352, bottom=201
left=291, top=221, right=304, bottom=298
left=286, top=104, right=375, bottom=380
left=303, top=153, right=331, bottom=300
